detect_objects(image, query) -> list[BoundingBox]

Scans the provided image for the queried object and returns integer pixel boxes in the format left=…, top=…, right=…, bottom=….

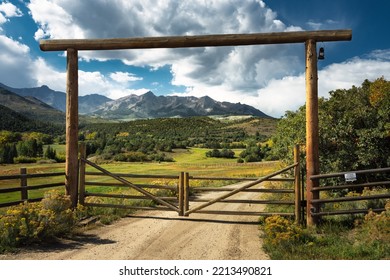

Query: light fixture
left=318, top=47, right=325, bottom=60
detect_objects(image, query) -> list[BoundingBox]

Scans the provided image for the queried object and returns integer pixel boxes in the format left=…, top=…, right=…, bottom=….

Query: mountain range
left=93, top=91, right=269, bottom=119
left=0, top=83, right=111, bottom=114
left=0, top=83, right=270, bottom=122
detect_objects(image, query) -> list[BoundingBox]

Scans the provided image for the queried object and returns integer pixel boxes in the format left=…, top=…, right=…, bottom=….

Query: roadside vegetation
left=0, top=77, right=389, bottom=258
left=0, top=190, right=82, bottom=252
left=259, top=202, right=390, bottom=259
left=260, top=77, right=390, bottom=259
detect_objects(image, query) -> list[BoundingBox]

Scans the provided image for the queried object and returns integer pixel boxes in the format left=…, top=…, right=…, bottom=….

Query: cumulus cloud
left=33, top=57, right=66, bottom=90
left=33, top=58, right=148, bottom=99
left=0, top=2, right=23, bottom=18
left=27, top=0, right=85, bottom=40
left=2, top=0, right=385, bottom=118
left=0, top=35, right=35, bottom=87
left=248, top=55, right=390, bottom=117
left=0, top=1, right=22, bottom=29
left=28, top=0, right=303, bottom=95
left=110, top=72, right=143, bottom=83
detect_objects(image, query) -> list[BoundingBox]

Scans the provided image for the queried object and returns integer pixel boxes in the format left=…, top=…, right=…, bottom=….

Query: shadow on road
left=18, top=233, right=116, bottom=254
left=126, top=214, right=260, bottom=225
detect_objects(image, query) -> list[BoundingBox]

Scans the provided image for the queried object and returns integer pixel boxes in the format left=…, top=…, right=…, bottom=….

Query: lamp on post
left=318, top=47, right=325, bottom=60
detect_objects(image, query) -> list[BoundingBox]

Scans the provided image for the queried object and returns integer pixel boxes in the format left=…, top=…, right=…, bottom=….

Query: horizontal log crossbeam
left=40, top=30, right=352, bottom=51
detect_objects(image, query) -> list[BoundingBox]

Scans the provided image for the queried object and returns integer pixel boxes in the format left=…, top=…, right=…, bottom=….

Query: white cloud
left=28, top=0, right=303, bottom=96
left=33, top=57, right=66, bottom=90
left=251, top=56, right=390, bottom=117
left=0, top=2, right=23, bottom=18
left=0, top=1, right=22, bottom=29
left=32, top=58, right=149, bottom=99
left=15, top=0, right=390, bottom=118
left=0, top=35, right=34, bottom=87
left=110, top=72, right=143, bottom=83
left=28, top=0, right=85, bottom=40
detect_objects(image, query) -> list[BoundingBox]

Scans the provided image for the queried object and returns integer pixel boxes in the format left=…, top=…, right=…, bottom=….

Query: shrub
left=0, top=190, right=77, bottom=251
left=13, top=156, right=37, bottom=163
left=359, top=201, right=390, bottom=244
left=262, top=215, right=313, bottom=246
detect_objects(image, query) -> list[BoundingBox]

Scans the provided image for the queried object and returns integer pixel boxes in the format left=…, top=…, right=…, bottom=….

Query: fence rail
left=310, top=167, right=390, bottom=217
left=81, top=169, right=299, bottom=218
left=79, top=145, right=302, bottom=223
left=0, top=168, right=65, bottom=208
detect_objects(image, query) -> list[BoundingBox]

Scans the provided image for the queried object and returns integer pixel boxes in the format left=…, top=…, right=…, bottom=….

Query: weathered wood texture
left=65, top=48, right=79, bottom=208
left=80, top=158, right=179, bottom=212
left=294, top=145, right=301, bottom=224
left=305, top=39, right=320, bottom=226
left=78, top=143, right=86, bottom=205
left=20, top=167, right=28, bottom=200
left=0, top=168, right=65, bottom=208
left=184, top=163, right=298, bottom=216
left=40, top=30, right=352, bottom=51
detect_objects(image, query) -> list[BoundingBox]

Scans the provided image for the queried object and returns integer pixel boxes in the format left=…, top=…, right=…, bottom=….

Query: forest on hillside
left=0, top=116, right=276, bottom=164
left=1, top=77, right=389, bottom=171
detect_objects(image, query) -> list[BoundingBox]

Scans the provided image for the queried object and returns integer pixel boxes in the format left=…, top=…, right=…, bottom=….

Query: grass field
left=0, top=147, right=282, bottom=204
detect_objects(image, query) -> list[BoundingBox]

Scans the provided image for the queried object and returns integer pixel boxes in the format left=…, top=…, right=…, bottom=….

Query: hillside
left=0, top=83, right=270, bottom=120
left=0, top=104, right=63, bottom=134
left=0, top=88, right=65, bottom=124
left=0, top=83, right=112, bottom=114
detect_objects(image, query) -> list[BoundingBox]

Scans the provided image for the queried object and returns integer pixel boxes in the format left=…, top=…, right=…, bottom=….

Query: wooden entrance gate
left=78, top=144, right=303, bottom=224
left=40, top=29, right=352, bottom=227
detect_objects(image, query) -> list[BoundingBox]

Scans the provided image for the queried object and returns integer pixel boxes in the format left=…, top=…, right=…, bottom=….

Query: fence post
left=305, top=39, right=320, bottom=226
left=184, top=172, right=190, bottom=216
left=178, top=172, right=184, bottom=216
left=20, top=167, right=28, bottom=201
left=78, top=142, right=86, bottom=205
left=294, top=145, right=301, bottom=224
left=65, top=48, right=79, bottom=208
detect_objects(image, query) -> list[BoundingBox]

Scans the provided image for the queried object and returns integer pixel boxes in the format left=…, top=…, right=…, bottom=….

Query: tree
left=0, top=143, right=17, bottom=163
left=44, top=145, right=57, bottom=160
left=272, top=78, right=390, bottom=173
left=239, top=141, right=266, bottom=162
left=206, top=148, right=235, bottom=159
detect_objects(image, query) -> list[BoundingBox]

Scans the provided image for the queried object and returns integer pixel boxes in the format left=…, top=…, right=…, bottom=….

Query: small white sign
left=344, top=172, right=357, bottom=182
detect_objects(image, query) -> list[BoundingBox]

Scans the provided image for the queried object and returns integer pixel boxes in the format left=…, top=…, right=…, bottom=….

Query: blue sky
left=0, top=0, right=389, bottom=117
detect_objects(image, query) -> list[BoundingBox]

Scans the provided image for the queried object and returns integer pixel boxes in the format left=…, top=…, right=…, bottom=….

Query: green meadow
left=0, top=147, right=281, bottom=204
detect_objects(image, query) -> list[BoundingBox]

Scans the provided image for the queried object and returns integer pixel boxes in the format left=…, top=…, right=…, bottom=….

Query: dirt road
left=1, top=183, right=269, bottom=260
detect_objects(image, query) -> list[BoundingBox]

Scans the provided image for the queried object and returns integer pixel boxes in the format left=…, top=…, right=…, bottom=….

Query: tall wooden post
left=178, top=172, right=184, bottom=216
left=184, top=172, right=190, bottom=216
left=20, top=167, right=28, bottom=201
left=78, top=142, right=86, bottom=205
left=305, top=40, right=320, bottom=226
left=294, top=145, right=301, bottom=224
left=65, top=48, right=79, bottom=208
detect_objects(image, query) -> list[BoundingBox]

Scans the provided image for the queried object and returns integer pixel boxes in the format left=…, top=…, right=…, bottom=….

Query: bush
left=206, top=148, right=235, bottom=158
left=261, top=204, right=390, bottom=259
left=359, top=201, right=390, bottom=244
left=262, top=216, right=313, bottom=246
left=13, top=156, right=37, bottom=163
left=0, top=190, right=77, bottom=251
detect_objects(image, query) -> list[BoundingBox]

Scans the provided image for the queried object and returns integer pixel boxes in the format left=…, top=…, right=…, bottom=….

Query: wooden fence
left=79, top=145, right=303, bottom=223
left=0, top=168, right=65, bottom=208
left=309, top=167, right=390, bottom=217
